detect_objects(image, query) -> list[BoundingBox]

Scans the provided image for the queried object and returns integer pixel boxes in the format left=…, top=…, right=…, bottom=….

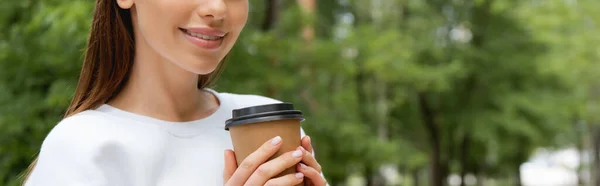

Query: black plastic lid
left=225, top=103, right=304, bottom=130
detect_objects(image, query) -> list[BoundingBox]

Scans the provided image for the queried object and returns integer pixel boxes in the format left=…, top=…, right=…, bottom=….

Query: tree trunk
left=441, top=162, right=450, bottom=186
left=575, top=119, right=585, bottom=186
left=364, top=165, right=386, bottom=186
left=375, top=78, right=389, bottom=140
left=369, top=78, right=389, bottom=186
left=296, top=0, right=319, bottom=111
left=592, top=125, right=600, bottom=186
left=262, top=0, right=280, bottom=98
left=365, top=166, right=374, bottom=186
left=354, top=51, right=384, bottom=186
left=589, top=86, right=600, bottom=186
left=355, top=59, right=368, bottom=123
left=353, top=32, right=374, bottom=186
left=476, top=174, right=484, bottom=186
left=412, top=169, right=421, bottom=186
left=460, top=134, right=471, bottom=186
left=475, top=164, right=486, bottom=186
left=515, top=164, right=522, bottom=186
left=418, top=92, right=443, bottom=186
left=514, top=138, right=528, bottom=186
left=262, top=0, right=280, bottom=31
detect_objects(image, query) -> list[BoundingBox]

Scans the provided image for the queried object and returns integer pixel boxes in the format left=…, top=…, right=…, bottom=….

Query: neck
left=108, top=38, right=218, bottom=122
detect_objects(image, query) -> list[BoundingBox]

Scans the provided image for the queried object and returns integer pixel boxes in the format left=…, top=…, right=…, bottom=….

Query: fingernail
left=271, top=136, right=282, bottom=146
left=307, top=136, right=311, bottom=143
left=295, top=173, right=304, bottom=179
left=300, top=163, right=308, bottom=170
left=298, top=146, right=306, bottom=151
left=292, top=150, right=303, bottom=158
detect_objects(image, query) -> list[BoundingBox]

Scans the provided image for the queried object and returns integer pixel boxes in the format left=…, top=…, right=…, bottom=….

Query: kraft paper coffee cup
left=225, top=103, right=304, bottom=183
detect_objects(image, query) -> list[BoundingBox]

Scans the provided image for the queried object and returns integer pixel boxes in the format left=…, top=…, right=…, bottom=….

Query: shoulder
left=216, top=91, right=283, bottom=109
left=45, top=110, right=115, bottom=139
left=27, top=111, right=133, bottom=185
left=39, top=110, right=121, bottom=154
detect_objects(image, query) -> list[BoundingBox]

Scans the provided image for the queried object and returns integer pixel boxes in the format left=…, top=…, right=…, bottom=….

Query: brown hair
left=21, top=0, right=225, bottom=184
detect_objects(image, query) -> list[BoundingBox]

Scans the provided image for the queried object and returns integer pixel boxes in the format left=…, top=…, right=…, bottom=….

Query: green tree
left=0, top=1, right=93, bottom=185
left=3, top=0, right=600, bottom=186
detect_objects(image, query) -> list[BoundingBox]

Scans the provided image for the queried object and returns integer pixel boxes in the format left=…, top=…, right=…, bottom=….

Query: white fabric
left=25, top=89, right=309, bottom=186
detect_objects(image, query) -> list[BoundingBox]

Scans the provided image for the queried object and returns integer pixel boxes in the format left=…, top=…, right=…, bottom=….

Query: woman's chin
left=187, top=65, right=220, bottom=75
left=176, top=55, right=224, bottom=75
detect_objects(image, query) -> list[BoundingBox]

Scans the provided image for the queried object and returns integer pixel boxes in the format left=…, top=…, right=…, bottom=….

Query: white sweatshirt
left=24, top=89, right=308, bottom=186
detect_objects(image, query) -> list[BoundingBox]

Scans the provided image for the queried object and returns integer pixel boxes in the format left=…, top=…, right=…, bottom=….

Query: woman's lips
left=180, top=27, right=227, bottom=50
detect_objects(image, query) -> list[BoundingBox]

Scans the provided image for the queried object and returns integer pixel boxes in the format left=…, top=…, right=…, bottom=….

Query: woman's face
left=117, top=0, right=249, bottom=74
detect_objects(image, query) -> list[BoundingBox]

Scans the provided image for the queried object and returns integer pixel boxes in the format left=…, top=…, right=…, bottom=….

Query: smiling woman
left=117, top=0, right=248, bottom=76
left=20, top=0, right=327, bottom=186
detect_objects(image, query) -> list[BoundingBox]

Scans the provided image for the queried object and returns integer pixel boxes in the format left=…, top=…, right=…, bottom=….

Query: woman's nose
left=196, top=0, right=227, bottom=21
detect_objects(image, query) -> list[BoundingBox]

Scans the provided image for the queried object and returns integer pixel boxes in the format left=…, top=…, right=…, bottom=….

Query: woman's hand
left=297, top=136, right=327, bottom=186
left=223, top=136, right=305, bottom=186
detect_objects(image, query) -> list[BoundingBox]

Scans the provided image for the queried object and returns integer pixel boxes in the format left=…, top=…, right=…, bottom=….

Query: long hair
left=21, top=0, right=225, bottom=184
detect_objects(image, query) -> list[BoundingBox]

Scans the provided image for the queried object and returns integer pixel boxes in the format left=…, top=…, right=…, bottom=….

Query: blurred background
left=2, top=0, right=600, bottom=186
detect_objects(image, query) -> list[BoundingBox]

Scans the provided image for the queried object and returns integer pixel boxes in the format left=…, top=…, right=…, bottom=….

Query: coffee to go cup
left=225, top=103, right=304, bottom=183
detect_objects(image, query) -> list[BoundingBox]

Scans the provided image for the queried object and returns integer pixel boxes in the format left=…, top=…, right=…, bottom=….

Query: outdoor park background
left=2, top=0, right=600, bottom=186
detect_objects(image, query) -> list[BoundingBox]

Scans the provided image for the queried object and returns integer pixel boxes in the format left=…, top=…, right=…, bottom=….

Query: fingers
left=264, top=173, right=305, bottom=186
left=297, top=163, right=327, bottom=186
left=301, top=136, right=322, bottom=173
left=223, top=149, right=238, bottom=183
left=226, top=136, right=283, bottom=186
left=244, top=148, right=304, bottom=185
left=301, top=136, right=313, bottom=153
left=299, top=147, right=322, bottom=173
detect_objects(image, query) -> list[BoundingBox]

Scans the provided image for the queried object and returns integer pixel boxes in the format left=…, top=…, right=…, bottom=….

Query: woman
left=22, top=0, right=327, bottom=185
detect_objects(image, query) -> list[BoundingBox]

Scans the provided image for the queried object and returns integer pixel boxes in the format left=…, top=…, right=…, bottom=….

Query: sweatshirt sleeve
left=24, top=112, right=131, bottom=186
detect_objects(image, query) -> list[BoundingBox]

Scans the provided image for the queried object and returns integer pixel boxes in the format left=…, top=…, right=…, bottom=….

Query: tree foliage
left=2, top=0, right=600, bottom=186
